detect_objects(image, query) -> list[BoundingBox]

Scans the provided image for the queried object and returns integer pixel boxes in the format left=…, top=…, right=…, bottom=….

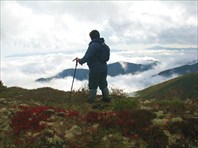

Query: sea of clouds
left=1, top=49, right=197, bottom=94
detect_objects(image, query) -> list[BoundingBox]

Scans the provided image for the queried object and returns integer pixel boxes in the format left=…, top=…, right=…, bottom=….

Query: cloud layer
left=1, top=49, right=197, bottom=93
left=1, top=1, right=197, bottom=56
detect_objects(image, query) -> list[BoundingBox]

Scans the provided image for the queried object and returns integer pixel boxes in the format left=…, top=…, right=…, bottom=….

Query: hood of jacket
left=89, top=38, right=105, bottom=45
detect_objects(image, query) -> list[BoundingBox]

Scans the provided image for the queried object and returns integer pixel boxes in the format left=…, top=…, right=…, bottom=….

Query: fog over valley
left=1, top=48, right=197, bottom=93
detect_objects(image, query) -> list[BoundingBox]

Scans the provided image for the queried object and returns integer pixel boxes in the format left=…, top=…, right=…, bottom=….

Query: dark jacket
left=79, top=38, right=109, bottom=72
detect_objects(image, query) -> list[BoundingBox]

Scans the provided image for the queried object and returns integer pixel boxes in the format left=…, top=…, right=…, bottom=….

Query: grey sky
left=1, top=1, right=198, bottom=56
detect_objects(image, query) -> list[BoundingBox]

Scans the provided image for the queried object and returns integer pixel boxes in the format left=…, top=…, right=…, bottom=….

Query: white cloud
left=1, top=1, right=197, bottom=57
left=1, top=49, right=197, bottom=93
left=107, top=1, right=197, bottom=46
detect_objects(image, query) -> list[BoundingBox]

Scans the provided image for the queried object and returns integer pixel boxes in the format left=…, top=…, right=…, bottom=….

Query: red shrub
left=10, top=105, right=79, bottom=136
left=65, top=110, right=80, bottom=117
left=11, top=106, right=50, bottom=135
left=84, top=110, right=155, bottom=139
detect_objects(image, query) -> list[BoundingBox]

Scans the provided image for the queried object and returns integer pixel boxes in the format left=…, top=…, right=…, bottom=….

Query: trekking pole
left=69, top=58, right=78, bottom=100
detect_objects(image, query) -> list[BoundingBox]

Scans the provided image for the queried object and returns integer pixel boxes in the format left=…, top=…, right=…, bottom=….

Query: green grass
left=137, top=72, right=198, bottom=100
left=1, top=78, right=198, bottom=147
left=113, top=98, right=139, bottom=111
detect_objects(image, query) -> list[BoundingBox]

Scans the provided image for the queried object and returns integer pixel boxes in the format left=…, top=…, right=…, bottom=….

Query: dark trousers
left=88, top=71, right=108, bottom=90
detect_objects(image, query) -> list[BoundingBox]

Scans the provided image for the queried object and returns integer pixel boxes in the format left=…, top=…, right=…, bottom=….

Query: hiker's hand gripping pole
left=69, top=58, right=79, bottom=100
left=73, top=57, right=80, bottom=64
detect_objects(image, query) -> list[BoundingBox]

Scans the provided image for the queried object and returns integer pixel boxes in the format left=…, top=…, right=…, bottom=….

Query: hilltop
left=0, top=73, right=198, bottom=147
left=137, top=72, right=198, bottom=100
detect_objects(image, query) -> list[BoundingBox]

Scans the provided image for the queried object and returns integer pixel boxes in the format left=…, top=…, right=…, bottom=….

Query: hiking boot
left=101, top=87, right=110, bottom=102
left=97, top=97, right=111, bottom=103
left=88, top=89, right=97, bottom=103
left=102, top=97, right=111, bottom=103
left=87, top=99, right=94, bottom=104
left=92, top=104, right=109, bottom=109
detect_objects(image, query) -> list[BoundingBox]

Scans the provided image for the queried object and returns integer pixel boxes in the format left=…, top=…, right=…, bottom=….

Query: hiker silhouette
left=74, top=30, right=111, bottom=103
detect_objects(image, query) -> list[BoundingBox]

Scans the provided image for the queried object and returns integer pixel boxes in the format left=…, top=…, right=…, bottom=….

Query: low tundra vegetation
left=0, top=85, right=197, bottom=147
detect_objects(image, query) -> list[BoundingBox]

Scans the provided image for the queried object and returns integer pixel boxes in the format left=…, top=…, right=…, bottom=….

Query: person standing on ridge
left=74, top=30, right=110, bottom=103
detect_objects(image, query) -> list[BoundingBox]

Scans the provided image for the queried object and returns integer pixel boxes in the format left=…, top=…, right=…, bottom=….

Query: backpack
left=96, top=43, right=110, bottom=63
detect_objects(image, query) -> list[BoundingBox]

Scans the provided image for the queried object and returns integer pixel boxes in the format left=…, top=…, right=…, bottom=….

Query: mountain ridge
left=156, top=63, right=198, bottom=77
left=137, top=72, right=198, bottom=100
left=36, top=62, right=198, bottom=83
left=147, top=46, right=198, bottom=50
left=36, top=61, right=158, bottom=82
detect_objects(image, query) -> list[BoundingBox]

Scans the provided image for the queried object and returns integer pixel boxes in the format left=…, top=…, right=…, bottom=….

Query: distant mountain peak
left=156, top=63, right=198, bottom=77
left=147, top=46, right=198, bottom=50
left=119, top=61, right=128, bottom=71
left=36, top=61, right=158, bottom=82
